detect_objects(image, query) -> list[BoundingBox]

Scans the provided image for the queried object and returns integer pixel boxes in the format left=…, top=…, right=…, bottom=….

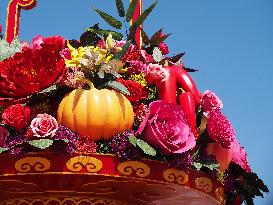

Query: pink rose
left=137, top=101, right=196, bottom=155
left=30, top=114, right=58, bottom=138
left=0, top=126, right=8, bottom=146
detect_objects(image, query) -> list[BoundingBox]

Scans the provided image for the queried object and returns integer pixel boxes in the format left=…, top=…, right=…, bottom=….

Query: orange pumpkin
left=57, top=88, right=134, bottom=141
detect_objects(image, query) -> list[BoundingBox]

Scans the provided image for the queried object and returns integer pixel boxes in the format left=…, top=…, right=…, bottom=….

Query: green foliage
left=105, top=81, right=130, bottom=96
left=28, top=139, right=54, bottom=150
left=97, top=139, right=110, bottom=153
left=87, top=28, right=123, bottom=40
left=0, top=147, right=8, bottom=153
left=116, top=0, right=125, bottom=17
left=126, top=0, right=138, bottom=22
left=94, top=8, right=122, bottom=29
left=113, top=40, right=132, bottom=60
left=193, top=161, right=219, bottom=171
left=0, top=37, right=22, bottom=61
left=128, top=135, right=156, bottom=156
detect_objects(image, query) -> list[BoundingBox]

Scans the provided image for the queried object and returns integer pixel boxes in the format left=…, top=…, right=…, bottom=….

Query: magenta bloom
left=207, top=111, right=235, bottom=148
left=137, top=101, right=196, bottom=155
left=231, top=140, right=251, bottom=172
left=201, top=90, right=223, bottom=112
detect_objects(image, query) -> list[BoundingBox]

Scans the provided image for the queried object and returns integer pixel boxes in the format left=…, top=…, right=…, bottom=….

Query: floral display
left=0, top=0, right=268, bottom=205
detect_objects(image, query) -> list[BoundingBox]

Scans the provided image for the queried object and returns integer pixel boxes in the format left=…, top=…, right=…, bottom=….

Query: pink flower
left=146, top=64, right=170, bottom=85
left=31, top=35, right=44, bottom=50
left=207, top=111, right=235, bottom=148
left=30, top=114, right=58, bottom=138
left=0, top=126, right=8, bottom=146
left=127, top=60, right=147, bottom=74
left=137, top=101, right=196, bottom=155
left=140, top=50, right=155, bottom=64
left=201, top=90, right=223, bottom=112
left=231, top=140, right=251, bottom=172
left=158, top=42, right=169, bottom=55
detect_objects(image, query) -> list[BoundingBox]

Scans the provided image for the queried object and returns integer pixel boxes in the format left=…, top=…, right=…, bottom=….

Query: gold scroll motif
left=15, top=157, right=51, bottom=173
left=117, top=161, right=150, bottom=178
left=163, top=168, right=189, bottom=185
left=215, top=187, right=225, bottom=204
left=195, top=177, right=213, bottom=193
left=66, top=156, right=103, bottom=173
left=2, top=197, right=127, bottom=205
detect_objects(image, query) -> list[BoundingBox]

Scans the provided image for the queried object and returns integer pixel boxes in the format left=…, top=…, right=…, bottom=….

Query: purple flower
left=137, top=101, right=196, bottom=155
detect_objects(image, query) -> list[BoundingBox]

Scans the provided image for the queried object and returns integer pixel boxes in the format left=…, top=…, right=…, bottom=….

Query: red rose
left=2, top=104, right=30, bottom=129
left=0, top=126, right=8, bottom=146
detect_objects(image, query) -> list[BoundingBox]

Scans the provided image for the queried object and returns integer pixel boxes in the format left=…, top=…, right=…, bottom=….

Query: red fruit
left=179, top=92, right=197, bottom=137
left=171, top=65, right=201, bottom=107
left=157, top=66, right=177, bottom=104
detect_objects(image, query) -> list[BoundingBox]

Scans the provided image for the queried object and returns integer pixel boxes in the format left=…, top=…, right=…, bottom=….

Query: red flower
left=0, top=36, right=66, bottom=103
left=0, top=126, right=8, bottom=146
left=2, top=104, right=30, bottom=129
left=116, top=78, right=149, bottom=103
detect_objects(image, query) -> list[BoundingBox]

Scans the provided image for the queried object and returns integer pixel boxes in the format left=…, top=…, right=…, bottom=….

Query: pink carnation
left=137, top=101, right=196, bottom=155
left=231, top=140, right=251, bottom=172
left=201, top=90, right=223, bottom=112
left=30, top=114, right=58, bottom=138
left=207, top=111, right=235, bottom=148
left=158, top=42, right=169, bottom=55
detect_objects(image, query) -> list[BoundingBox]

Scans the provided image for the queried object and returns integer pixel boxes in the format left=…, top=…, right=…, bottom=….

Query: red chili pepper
left=157, top=66, right=177, bottom=104
left=171, top=65, right=201, bottom=107
left=179, top=92, right=197, bottom=137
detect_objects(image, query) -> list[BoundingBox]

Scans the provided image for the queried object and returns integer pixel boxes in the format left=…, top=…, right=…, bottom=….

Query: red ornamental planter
left=0, top=153, right=225, bottom=205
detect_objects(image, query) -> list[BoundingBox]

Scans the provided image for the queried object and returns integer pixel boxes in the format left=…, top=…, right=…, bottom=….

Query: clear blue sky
left=1, top=0, right=272, bottom=204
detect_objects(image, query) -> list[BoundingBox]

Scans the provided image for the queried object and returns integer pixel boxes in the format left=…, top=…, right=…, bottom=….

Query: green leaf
left=169, top=52, right=185, bottom=63
left=136, top=139, right=156, bottom=156
left=152, top=47, right=163, bottom=62
left=113, top=40, right=132, bottom=60
left=105, top=81, right=130, bottom=96
left=129, top=0, right=158, bottom=40
left=140, top=28, right=150, bottom=45
left=116, top=0, right=125, bottom=17
left=0, top=37, right=22, bottom=61
left=128, top=135, right=138, bottom=147
left=0, top=147, right=8, bottom=153
left=150, top=34, right=171, bottom=46
left=203, top=163, right=219, bottom=171
left=193, top=162, right=203, bottom=171
left=126, top=0, right=138, bottom=22
left=28, top=139, right=54, bottom=150
left=94, top=8, right=122, bottom=29
left=87, top=28, right=123, bottom=40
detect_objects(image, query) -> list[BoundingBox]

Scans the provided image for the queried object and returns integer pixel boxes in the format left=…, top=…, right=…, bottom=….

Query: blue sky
left=1, top=0, right=272, bottom=204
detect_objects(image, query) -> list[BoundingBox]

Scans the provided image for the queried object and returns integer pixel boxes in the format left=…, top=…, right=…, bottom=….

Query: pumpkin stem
left=76, top=77, right=94, bottom=89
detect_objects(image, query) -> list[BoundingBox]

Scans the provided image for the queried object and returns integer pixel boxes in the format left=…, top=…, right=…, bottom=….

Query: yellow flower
left=129, top=73, right=148, bottom=87
left=65, top=43, right=88, bottom=68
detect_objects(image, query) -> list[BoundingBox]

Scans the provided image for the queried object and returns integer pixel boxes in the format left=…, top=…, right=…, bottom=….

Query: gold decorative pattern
left=215, top=187, right=225, bottom=204
left=117, top=161, right=150, bottom=178
left=163, top=168, right=189, bottom=185
left=195, top=177, right=213, bottom=193
left=15, top=157, right=51, bottom=173
left=66, top=156, right=103, bottom=173
left=1, top=197, right=127, bottom=205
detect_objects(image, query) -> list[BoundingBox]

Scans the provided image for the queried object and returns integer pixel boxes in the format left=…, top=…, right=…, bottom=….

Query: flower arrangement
left=0, top=0, right=268, bottom=205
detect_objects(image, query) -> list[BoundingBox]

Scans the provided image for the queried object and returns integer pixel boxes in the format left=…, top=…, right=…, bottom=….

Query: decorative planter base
left=0, top=153, right=225, bottom=205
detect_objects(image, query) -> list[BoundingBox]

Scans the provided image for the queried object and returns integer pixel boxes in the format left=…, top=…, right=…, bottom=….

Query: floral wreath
left=0, top=1, right=269, bottom=204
